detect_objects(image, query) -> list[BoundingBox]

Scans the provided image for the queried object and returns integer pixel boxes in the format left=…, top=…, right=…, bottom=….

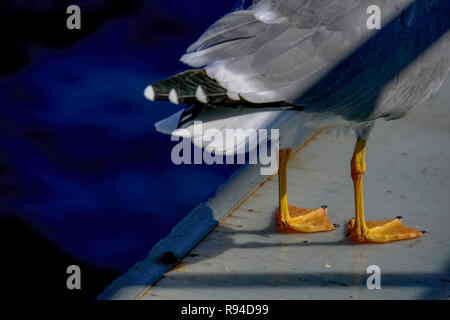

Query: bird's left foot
left=276, top=205, right=336, bottom=233
left=347, top=217, right=422, bottom=243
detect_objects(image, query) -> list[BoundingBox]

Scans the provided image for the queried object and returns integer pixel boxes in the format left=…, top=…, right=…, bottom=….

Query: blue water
left=0, top=0, right=239, bottom=271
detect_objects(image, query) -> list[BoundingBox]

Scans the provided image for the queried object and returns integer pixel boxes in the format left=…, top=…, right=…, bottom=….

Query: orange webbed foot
left=276, top=205, right=336, bottom=233
left=347, top=217, right=422, bottom=243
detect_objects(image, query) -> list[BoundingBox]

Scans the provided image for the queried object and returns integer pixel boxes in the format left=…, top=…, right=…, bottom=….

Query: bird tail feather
left=146, top=69, right=303, bottom=155
left=144, top=69, right=237, bottom=106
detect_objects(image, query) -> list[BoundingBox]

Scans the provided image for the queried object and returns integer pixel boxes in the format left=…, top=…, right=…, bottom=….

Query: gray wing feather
left=181, top=0, right=392, bottom=103
left=181, top=0, right=450, bottom=122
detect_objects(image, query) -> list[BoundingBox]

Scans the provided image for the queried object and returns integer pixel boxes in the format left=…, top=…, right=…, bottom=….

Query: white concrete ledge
left=99, top=128, right=318, bottom=300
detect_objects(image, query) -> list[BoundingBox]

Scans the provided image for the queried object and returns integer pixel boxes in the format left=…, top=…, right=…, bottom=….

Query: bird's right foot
left=347, top=217, right=422, bottom=243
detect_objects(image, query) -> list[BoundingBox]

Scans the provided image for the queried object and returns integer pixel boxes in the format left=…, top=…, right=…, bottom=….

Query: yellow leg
left=347, top=138, right=422, bottom=243
left=275, top=149, right=335, bottom=233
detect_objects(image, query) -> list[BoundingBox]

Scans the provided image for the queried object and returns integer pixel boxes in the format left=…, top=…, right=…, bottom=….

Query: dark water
left=0, top=0, right=239, bottom=299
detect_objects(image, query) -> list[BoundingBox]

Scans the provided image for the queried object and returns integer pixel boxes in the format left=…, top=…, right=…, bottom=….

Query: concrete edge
left=98, top=127, right=319, bottom=300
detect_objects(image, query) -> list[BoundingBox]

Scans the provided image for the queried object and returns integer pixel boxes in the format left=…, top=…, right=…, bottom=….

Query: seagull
left=144, top=0, right=450, bottom=243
